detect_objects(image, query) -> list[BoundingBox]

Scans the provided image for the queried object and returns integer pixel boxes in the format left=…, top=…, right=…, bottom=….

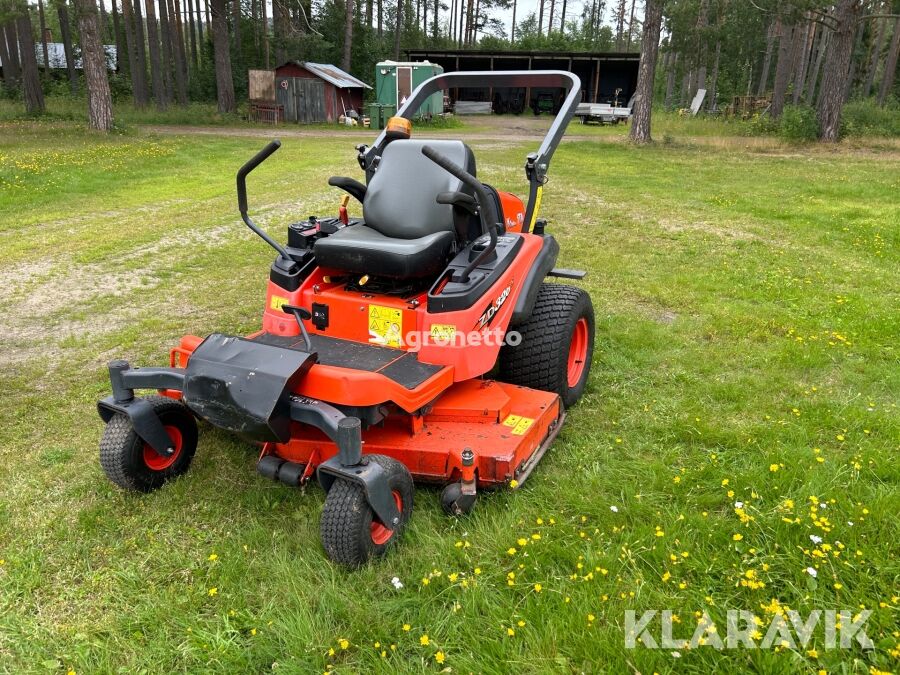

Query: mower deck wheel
left=99, top=395, right=198, bottom=493
left=319, top=455, right=414, bottom=567
left=499, top=283, right=595, bottom=408
left=440, top=482, right=477, bottom=516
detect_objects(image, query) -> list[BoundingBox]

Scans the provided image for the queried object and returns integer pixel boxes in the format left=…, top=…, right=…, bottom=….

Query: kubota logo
left=476, top=283, right=512, bottom=329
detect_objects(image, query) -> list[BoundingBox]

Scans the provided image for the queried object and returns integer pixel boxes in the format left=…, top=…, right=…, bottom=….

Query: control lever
left=421, top=145, right=500, bottom=283
left=281, top=304, right=313, bottom=353
left=236, top=140, right=296, bottom=272
left=437, top=191, right=478, bottom=216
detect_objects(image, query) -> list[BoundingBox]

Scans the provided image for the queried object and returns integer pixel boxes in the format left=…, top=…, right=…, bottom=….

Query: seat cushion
left=314, top=225, right=456, bottom=279
left=363, top=139, right=476, bottom=240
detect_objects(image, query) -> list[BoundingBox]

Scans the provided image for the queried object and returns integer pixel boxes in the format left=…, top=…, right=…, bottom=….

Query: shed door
left=397, top=67, right=412, bottom=106
left=276, top=77, right=325, bottom=124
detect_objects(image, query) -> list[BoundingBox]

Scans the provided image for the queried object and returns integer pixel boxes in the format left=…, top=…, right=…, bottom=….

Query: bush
left=744, top=112, right=779, bottom=136
left=778, top=105, right=819, bottom=142
left=841, top=98, right=900, bottom=137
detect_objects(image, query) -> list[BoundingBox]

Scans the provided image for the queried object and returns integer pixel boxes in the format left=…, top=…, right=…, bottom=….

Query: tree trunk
left=17, top=13, right=45, bottom=114
left=793, top=18, right=815, bottom=104
left=537, top=0, right=543, bottom=35
left=393, top=0, right=402, bottom=57
left=377, top=0, right=382, bottom=37
left=432, top=0, right=437, bottom=39
left=195, top=0, right=203, bottom=49
left=629, top=0, right=662, bottom=143
left=510, top=0, right=515, bottom=42
left=260, top=0, right=268, bottom=68
left=559, top=0, right=566, bottom=34
left=38, top=0, right=51, bottom=77
left=625, top=0, right=635, bottom=47
left=547, top=0, right=555, bottom=35
left=664, top=50, right=678, bottom=108
left=168, top=0, right=188, bottom=104
left=158, top=0, right=173, bottom=101
left=757, top=19, right=776, bottom=95
left=186, top=0, right=198, bottom=68
left=863, top=15, right=887, bottom=98
left=805, top=25, right=828, bottom=103
left=120, top=0, right=144, bottom=104
left=614, top=0, right=625, bottom=50
left=877, top=16, right=900, bottom=105
left=3, top=22, right=21, bottom=83
left=210, top=0, right=234, bottom=112
left=0, top=24, right=14, bottom=91
left=74, top=0, right=115, bottom=129
left=342, top=0, right=353, bottom=72
left=845, top=17, right=865, bottom=99
left=693, top=0, right=708, bottom=98
left=110, top=0, right=124, bottom=75
left=132, top=0, right=150, bottom=95
left=273, top=0, right=286, bottom=65
left=770, top=21, right=794, bottom=118
left=57, top=0, right=80, bottom=93
left=707, top=38, right=721, bottom=111
left=818, top=0, right=861, bottom=141
left=232, top=0, right=241, bottom=52
left=144, top=0, right=166, bottom=108
left=99, top=0, right=107, bottom=41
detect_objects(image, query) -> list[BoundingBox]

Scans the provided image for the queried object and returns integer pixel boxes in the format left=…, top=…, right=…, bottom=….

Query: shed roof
left=278, top=61, right=371, bottom=89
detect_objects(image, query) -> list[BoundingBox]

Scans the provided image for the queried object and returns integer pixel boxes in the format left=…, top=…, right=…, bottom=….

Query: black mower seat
left=314, top=139, right=475, bottom=279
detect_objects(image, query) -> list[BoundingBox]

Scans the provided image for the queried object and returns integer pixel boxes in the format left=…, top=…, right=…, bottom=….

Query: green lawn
left=0, top=120, right=897, bottom=674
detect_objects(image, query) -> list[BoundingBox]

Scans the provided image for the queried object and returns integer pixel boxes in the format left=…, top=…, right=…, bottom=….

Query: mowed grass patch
left=0, top=123, right=897, bottom=674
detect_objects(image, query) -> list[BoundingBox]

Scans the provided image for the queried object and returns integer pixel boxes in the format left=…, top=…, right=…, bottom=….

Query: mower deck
left=252, top=332, right=443, bottom=390
left=271, top=379, right=562, bottom=487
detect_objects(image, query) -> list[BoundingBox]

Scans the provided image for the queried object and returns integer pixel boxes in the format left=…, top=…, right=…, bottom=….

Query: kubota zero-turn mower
left=97, top=71, right=595, bottom=566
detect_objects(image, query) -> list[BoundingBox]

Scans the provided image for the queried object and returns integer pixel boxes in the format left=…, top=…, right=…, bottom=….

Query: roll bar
left=359, top=70, right=582, bottom=231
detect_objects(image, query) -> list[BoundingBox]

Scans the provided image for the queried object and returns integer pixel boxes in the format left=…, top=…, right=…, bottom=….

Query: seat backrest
left=363, top=139, right=476, bottom=240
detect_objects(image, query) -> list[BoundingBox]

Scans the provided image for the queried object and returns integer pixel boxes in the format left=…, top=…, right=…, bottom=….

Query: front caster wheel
left=320, top=455, right=414, bottom=567
left=99, top=395, right=198, bottom=493
left=440, top=482, right=477, bottom=516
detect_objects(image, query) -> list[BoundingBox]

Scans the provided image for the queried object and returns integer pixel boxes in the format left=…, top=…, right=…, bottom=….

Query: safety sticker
left=502, top=414, right=535, bottom=436
left=369, top=304, right=403, bottom=347
left=430, top=323, right=457, bottom=342
left=270, top=294, right=289, bottom=311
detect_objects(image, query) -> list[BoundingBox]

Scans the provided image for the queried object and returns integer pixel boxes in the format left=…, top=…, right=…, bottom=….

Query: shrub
left=841, top=98, right=900, bottom=137
left=778, top=105, right=819, bottom=142
left=744, top=112, right=779, bottom=136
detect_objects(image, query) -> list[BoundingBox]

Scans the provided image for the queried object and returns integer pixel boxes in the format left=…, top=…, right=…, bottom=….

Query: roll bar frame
left=358, top=70, right=582, bottom=231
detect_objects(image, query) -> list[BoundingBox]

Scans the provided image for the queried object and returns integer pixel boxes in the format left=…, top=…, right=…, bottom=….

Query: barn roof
left=279, top=61, right=371, bottom=89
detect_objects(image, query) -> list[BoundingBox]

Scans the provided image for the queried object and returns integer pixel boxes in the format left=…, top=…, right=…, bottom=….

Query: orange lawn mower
left=97, top=71, right=595, bottom=566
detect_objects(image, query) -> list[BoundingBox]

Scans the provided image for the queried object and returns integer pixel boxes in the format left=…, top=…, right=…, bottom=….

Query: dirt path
left=138, top=123, right=589, bottom=144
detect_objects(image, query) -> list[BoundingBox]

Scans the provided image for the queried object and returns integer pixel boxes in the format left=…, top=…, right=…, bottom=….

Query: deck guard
left=182, top=333, right=316, bottom=442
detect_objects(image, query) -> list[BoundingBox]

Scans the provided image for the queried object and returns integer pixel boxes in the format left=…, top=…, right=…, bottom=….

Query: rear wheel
left=99, top=395, right=198, bottom=493
left=499, top=283, right=595, bottom=408
left=319, top=455, right=414, bottom=567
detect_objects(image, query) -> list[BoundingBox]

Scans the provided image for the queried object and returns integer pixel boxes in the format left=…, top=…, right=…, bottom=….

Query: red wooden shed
left=274, top=61, right=371, bottom=123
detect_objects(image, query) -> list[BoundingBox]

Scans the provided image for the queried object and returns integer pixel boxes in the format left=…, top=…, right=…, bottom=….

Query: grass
left=0, top=119, right=898, bottom=674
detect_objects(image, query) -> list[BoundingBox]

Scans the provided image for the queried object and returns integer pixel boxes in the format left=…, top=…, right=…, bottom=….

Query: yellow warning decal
left=502, top=414, right=535, bottom=436
left=529, top=185, right=544, bottom=231
left=430, top=323, right=457, bottom=342
left=368, top=304, right=403, bottom=347
left=270, top=294, right=289, bottom=311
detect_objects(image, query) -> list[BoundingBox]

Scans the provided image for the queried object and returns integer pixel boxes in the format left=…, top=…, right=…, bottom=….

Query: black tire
left=99, top=395, right=198, bottom=493
left=499, top=283, right=595, bottom=408
left=440, top=482, right=477, bottom=516
left=319, top=455, right=414, bottom=567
